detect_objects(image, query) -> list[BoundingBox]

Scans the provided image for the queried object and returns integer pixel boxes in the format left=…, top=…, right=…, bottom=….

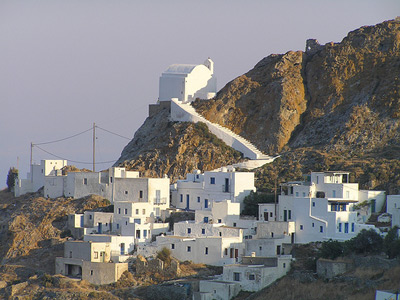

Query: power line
left=34, top=145, right=117, bottom=165
left=96, top=126, right=131, bottom=140
left=34, top=127, right=93, bottom=146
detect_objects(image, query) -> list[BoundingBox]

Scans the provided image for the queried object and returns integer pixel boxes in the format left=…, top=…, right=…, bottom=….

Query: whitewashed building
left=195, top=255, right=292, bottom=299
left=171, top=168, right=256, bottom=211
left=270, top=171, right=383, bottom=244
left=387, top=195, right=400, bottom=228
left=15, top=159, right=67, bottom=196
left=55, top=240, right=128, bottom=285
left=159, top=58, right=216, bottom=102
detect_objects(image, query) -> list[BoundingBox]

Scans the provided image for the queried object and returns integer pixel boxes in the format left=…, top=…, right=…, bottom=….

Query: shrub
left=384, top=226, right=400, bottom=259
left=242, top=191, right=275, bottom=217
left=6, top=167, right=18, bottom=192
left=345, top=229, right=383, bottom=255
left=156, top=247, right=172, bottom=266
left=319, top=239, right=344, bottom=260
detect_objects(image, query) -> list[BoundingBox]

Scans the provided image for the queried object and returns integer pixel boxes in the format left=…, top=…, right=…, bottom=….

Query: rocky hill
left=116, top=19, right=400, bottom=193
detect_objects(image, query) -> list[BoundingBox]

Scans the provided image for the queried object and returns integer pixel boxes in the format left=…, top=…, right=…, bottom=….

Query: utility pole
left=274, top=175, right=277, bottom=221
left=30, top=142, right=33, bottom=166
left=93, top=122, right=96, bottom=172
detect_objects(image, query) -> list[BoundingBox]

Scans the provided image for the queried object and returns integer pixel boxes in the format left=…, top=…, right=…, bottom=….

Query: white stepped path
left=170, top=99, right=278, bottom=169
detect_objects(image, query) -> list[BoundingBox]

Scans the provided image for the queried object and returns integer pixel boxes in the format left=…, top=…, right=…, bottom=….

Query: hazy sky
left=1, top=0, right=399, bottom=188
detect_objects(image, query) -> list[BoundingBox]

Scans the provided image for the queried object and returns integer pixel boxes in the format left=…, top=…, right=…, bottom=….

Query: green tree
left=384, top=226, right=400, bottom=259
left=242, top=191, right=275, bottom=217
left=6, top=167, right=18, bottom=192
left=345, top=229, right=383, bottom=255
left=319, top=239, right=344, bottom=260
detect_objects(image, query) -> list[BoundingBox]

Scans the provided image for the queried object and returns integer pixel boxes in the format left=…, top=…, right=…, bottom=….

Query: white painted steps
left=170, top=99, right=274, bottom=164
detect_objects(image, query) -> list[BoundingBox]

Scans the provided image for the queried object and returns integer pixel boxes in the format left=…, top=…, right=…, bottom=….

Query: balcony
left=222, top=184, right=231, bottom=193
left=153, top=197, right=167, bottom=205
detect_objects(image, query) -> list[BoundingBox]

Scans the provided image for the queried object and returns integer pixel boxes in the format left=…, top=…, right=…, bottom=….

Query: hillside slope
left=115, top=19, right=400, bottom=193
left=193, top=20, right=400, bottom=156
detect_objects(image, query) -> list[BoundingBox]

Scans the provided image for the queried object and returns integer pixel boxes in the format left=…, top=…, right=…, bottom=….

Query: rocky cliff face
left=193, top=20, right=400, bottom=156
left=114, top=107, right=242, bottom=182
left=116, top=19, right=400, bottom=190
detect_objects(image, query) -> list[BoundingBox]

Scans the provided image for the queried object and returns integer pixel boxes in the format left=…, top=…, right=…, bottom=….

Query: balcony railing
left=222, top=184, right=231, bottom=193
left=153, top=197, right=167, bottom=205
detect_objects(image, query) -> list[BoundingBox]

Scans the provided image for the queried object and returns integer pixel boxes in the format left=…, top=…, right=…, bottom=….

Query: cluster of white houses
left=14, top=159, right=400, bottom=297
left=14, top=59, right=400, bottom=297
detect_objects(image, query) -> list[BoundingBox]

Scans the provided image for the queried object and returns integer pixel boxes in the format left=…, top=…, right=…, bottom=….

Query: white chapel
left=158, top=58, right=217, bottom=102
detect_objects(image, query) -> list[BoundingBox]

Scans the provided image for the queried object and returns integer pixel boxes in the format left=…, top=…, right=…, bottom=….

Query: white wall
left=387, top=195, right=400, bottom=227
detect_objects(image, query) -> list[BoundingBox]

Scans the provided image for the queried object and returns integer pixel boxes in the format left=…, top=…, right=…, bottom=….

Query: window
left=136, top=209, right=139, bottom=214
left=351, top=223, right=355, bottom=232
left=234, top=272, right=240, bottom=281
left=83, top=178, right=88, bottom=185
left=125, top=209, right=128, bottom=214
left=187, top=228, right=191, bottom=234
left=332, top=190, right=336, bottom=198
left=110, top=177, right=113, bottom=183
left=187, top=246, right=191, bottom=252
left=142, top=209, right=146, bottom=215
left=218, top=219, right=222, bottom=223
left=249, top=274, right=255, bottom=280
left=344, top=222, right=349, bottom=233
left=204, top=217, right=209, bottom=223
left=338, top=223, right=342, bottom=232
left=125, top=191, right=128, bottom=195
left=180, top=194, right=183, bottom=202
left=312, top=202, right=315, bottom=207
left=283, top=263, right=286, bottom=268
left=300, top=225, right=303, bottom=230
left=69, top=251, right=72, bottom=258
left=126, top=221, right=128, bottom=225
left=316, top=176, right=319, bottom=184
left=90, top=270, right=93, bottom=276
left=296, top=192, right=299, bottom=197
left=197, top=196, right=200, bottom=203
left=288, top=210, right=292, bottom=219
left=303, top=192, right=306, bottom=197
left=89, top=215, right=92, bottom=219
left=202, top=228, right=205, bottom=234
left=118, top=208, right=121, bottom=214
left=233, top=223, right=237, bottom=227
left=205, top=247, right=208, bottom=255
left=143, top=230, right=147, bottom=237
left=205, top=199, right=208, bottom=209
left=312, top=223, right=314, bottom=227
left=171, top=244, right=175, bottom=249
left=210, top=177, right=215, bottom=184
left=116, top=224, right=119, bottom=229
left=224, top=248, right=228, bottom=256
left=94, top=251, right=98, bottom=259
left=219, top=232, right=222, bottom=237
left=270, top=212, right=273, bottom=217
left=259, top=246, right=262, bottom=251
left=139, top=190, right=143, bottom=198
left=134, top=219, right=141, bottom=224
left=320, top=226, right=323, bottom=233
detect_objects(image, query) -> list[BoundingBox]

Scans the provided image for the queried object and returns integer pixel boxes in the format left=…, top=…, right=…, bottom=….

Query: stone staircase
left=170, top=99, right=276, bottom=168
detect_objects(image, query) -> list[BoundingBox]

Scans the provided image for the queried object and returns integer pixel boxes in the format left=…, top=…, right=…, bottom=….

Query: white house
left=15, top=159, right=67, bottom=196
left=195, top=255, right=292, bottom=299
left=159, top=58, right=216, bottom=102
left=171, top=168, right=256, bottom=211
left=273, top=171, right=382, bottom=243
left=43, top=166, right=170, bottom=209
left=387, top=195, right=400, bottom=228
left=55, top=240, right=128, bottom=285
